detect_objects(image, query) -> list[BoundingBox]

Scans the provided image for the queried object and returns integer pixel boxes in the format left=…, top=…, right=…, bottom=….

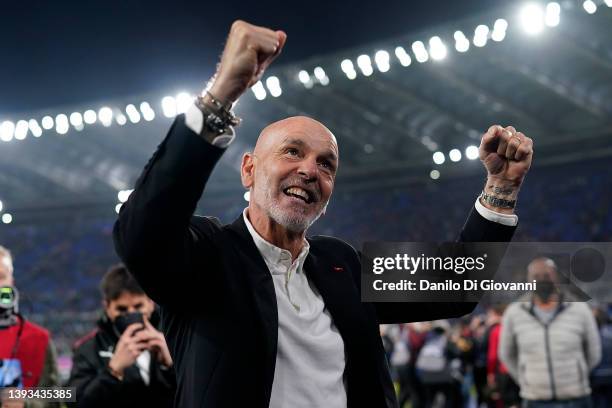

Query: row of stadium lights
left=2, top=2, right=597, bottom=143
left=1, top=2, right=610, bottom=220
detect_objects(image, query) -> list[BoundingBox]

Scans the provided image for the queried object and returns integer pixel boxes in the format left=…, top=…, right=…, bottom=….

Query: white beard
left=252, top=171, right=328, bottom=233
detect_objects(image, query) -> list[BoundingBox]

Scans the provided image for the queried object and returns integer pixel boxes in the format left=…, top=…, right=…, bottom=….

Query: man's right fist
left=209, top=20, right=286, bottom=104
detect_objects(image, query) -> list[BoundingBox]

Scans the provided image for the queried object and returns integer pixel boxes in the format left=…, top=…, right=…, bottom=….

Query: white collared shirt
left=243, top=209, right=347, bottom=408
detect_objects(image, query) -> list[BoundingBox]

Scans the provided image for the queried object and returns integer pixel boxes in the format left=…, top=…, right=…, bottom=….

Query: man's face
left=104, top=291, right=154, bottom=322
left=0, top=254, right=14, bottom=287
left=245, top=117, right=339, bottom=233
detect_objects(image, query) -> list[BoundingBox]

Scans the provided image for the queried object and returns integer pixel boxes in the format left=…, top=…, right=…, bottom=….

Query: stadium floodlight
left=411, top=41, right=429, bottom=63
left=83, top=109, right=97, bottom=124
left=394, top=46, right=412, bottom=67
left=298, top=70, right=310, bottom=84
left=465, top=145, right=479, bottom=160
left=41, top=116, right=54, bottom=130
left=116, top=113, right=127, bottom=126
left=313, top=66, right=326, bottom=81
left=265, top=76, right=282, bottom=97
left=605, top=0, right=612, bottom=7
left=125, top=104, right=141, bottom=123
left=55, top=114, right=69, bottom=135
left=340, top=59, right=357, bottom=79
left=28, top=119, right=42, bottom=138
left=374, top=50, right=391, bottom=72
left=432, top=151, right=445, bottom=165
left=69, top=112, right=83, bottom=128
left=428, top=36, right=447, bottom=61
left=449, top=148, right=462, bottom=162
left=14, top=120, right=28, bottom=140
left=140, top=102, right=155, bottom=121
left=473, top=25, right=489, bottom=47
left=545, top=2, right=561, bottom=26
left=161, top=96, right=177, bottom=118
left=117, top=189, right=133, bottom=203
left=491, top=19, right=508, bottom=42
left=98, top=107, right=113, bottom=127
left=175, top=93, right=192, bottom=115
left=583, top=0, right=597, bottom=14
left=115, top=204, right=122, bottom=214
left=252, top=81, right=267, bottom=100
left=430, top=169, right=440, bottom=180
left=454, top=31, right=470, bottom=53
left=356, top=54, right=374, bottom=76
left=313, top=67, right=330, bottom=85
left=243, top=191, right=250, bottom=202
left=519, top=3, right=545, bottom=35
left=2, top=213, right=12, bottom=224
left=0, top=200, right=2, bottom=212
left=0, top=121, right=15, bottom=142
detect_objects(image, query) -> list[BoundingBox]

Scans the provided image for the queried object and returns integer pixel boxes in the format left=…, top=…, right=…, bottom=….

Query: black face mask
left=535, top=278, right=556, bottom=303
left=113, top=312, right=144, bottom=336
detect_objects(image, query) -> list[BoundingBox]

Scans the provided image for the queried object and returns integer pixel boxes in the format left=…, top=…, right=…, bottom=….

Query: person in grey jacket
left=499, top=257, right=602, bottom=408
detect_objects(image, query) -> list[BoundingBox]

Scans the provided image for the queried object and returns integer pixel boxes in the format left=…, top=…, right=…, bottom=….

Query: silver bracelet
left=195, top=94, right=241, bottom=135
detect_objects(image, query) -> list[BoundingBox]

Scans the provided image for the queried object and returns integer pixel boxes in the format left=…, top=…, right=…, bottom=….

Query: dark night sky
left=1, top=0, right=504, bottom=114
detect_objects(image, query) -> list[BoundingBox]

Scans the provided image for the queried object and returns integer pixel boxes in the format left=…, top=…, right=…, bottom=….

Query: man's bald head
left=253, top=116, right=338, bottom=159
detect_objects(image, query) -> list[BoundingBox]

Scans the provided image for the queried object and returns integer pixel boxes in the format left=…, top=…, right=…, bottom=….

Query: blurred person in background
left=499, top=257, right=601, bottom=408
left=590, top=304, right=612, bottom=408
left=68, top=264, right=175, bottom=408
left=486, top=304, right=519, bottom=408
left=472, top=314, right=490, bottom=407
left=414, top=320, right=463, bottom=407
left=0, top=245, right=59, bottom=408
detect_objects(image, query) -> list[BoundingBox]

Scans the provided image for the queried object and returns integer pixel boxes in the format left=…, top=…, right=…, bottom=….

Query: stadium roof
left=1, top=2, right=611, bottom=223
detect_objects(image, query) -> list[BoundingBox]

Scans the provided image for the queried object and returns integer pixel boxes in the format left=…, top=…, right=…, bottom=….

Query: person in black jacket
left=113, top=20, right=533, bottom=408
left=68, top=264, right=175, bottom=408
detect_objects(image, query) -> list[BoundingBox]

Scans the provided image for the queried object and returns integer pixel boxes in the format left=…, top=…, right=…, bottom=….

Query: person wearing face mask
left=67, top=264, right=175, bottom=408
left=0, top=245, right=60, bottom=408
left=499, top=257, right=602, bottom=408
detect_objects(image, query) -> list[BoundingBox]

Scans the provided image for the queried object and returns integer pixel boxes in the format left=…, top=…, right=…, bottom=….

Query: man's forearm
left=113, top=115, right=225, bottom=267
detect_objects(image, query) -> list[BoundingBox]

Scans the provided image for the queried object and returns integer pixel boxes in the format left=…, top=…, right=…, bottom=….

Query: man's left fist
left=479, top=125, right=533, bottom=187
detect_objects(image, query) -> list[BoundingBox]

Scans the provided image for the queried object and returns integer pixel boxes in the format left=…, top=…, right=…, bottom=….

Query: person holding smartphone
left=68, top=264, right=175, bottom=408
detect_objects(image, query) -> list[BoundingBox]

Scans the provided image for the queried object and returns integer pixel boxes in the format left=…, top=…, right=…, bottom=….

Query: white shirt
left=243, top=209, right=347, bottom=408
left=136, top=350, right=151, bottom=385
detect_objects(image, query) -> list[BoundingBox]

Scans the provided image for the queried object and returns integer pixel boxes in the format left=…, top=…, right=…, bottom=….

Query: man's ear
left=241, top=152, right=255, bottom=189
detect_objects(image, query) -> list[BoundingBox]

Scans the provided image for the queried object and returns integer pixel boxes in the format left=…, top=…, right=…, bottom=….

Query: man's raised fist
left=209, top=20, right=287, bottom=104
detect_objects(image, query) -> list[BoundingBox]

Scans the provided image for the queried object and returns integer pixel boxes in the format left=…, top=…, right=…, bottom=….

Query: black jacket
left=68, top=314, right=176, bottom=408
left=113, top=116, right=516, bottom=408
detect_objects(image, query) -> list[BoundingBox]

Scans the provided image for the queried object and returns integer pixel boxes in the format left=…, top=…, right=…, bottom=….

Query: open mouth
left=283, top=186, right=313, bottom=204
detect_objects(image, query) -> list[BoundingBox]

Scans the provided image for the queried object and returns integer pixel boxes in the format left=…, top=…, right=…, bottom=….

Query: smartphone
left=115, top=312, right=145, bottom=335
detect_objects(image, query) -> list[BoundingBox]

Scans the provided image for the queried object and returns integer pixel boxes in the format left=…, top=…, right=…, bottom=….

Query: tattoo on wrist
left=487, top=184, right=516, bottom=196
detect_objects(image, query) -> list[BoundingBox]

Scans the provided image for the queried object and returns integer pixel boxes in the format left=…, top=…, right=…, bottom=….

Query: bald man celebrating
left=114, top=21, right=533, bottom=408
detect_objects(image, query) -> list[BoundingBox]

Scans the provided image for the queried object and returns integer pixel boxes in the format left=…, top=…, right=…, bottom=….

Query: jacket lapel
left=226, top=216, right=278, bottom=403
left=303, top=244, right=370, bottom=348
